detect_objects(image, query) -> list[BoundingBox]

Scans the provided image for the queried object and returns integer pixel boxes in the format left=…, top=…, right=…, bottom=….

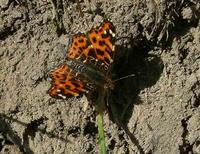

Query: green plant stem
left=96, top=90, right=107, bottom=154
left=97, top=110, right=106, bottom=154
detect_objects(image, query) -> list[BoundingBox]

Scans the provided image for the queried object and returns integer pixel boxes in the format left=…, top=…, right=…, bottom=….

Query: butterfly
left=48, top=19, right=116, bottom=100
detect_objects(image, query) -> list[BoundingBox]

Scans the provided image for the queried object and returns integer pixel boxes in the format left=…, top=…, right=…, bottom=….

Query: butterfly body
left=67, top=58, right=114, bottom=89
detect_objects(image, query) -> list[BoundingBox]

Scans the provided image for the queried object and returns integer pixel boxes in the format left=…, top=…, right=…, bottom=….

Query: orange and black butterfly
left=48, top=19, right=116, bottom=99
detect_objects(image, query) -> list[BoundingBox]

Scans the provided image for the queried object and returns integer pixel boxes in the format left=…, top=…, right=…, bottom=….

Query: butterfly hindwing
left=48, top=64, right=93, bottom=99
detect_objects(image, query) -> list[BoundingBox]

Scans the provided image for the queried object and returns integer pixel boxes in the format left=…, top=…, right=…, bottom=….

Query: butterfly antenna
left=113, top=74, right=135, bottom=83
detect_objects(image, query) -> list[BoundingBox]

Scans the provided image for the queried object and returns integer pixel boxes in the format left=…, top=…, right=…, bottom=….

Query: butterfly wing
left=87, top=19, right=116, bottom=70
left=67, top=33, right=89, bottom=61
left=48, top=64, right=92, bottom=99
left=67, top=20, right=116, bottom=72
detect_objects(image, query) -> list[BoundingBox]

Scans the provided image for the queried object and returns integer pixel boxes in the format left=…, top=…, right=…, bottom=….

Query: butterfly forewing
left=87, top=20, right=116, bottom=67
left=67, top=33, right=89, bottom=61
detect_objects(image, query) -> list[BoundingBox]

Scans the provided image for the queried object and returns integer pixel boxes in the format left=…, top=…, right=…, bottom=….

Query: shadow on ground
left=107, top=40, right=164, bottom=153
left=0, top=114, right=69, bottom=153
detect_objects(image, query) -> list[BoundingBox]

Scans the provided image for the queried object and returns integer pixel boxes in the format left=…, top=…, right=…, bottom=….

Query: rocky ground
left=0, top=0, right=200, bottom=153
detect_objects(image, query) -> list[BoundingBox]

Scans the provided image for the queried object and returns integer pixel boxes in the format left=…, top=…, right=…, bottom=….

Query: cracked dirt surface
left=0, top=0, right=200, bottom=153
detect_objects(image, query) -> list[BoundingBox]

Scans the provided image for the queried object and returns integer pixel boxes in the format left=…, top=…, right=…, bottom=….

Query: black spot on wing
left=61, top=74, right=66, bottom=80
left=92, top=37, right=97, bottom=43
left=88, top=48, right=96, bottom=58
left=96, top=49, right=104, bottom=56
left=99, top=40, right=105, bottom=46
left=55, top=75, right=60, bottom=79
left=65, top=85, right=71, bottom=89
left=99, top=28, right=103, bottom=33
left=60, top=81, right=66, bottom=84
left=72, top=82, right=81, bottom=88
left=83, top=46, right=88, bottom=49
left=79, top=47, right=83, bottom=51
left=79, top=39, right=84, bottom=43
left=101, top=33, right=108, bottom=38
